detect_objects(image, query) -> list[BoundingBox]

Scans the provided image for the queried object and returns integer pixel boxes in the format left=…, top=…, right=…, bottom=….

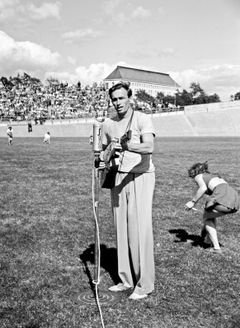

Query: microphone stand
left=79, top=122, right=115, bottom=314
left=93, top=150, right=101, bottom=286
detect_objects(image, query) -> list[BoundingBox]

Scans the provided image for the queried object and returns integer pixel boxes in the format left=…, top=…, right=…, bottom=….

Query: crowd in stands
left=0, top=73, right=183, bottom=124
left=0, top=73, right=110, bottom=123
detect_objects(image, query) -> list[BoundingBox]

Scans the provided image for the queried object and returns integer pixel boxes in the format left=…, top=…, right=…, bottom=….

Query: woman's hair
left=108, top=81, right=132, bottom=99
left=188, top=161, right=209, bottom=178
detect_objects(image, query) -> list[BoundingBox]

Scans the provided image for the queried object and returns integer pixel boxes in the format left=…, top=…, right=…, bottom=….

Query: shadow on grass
left=79, top=244, right=119, bottom=291
left=169, top=229, right=211, bottom=248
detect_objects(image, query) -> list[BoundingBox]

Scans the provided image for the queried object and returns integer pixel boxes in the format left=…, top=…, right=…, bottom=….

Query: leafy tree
left=176, top=89, right=193, bottom=106
left=155, top=92, right=164, bottom=104
left=190, top=82, right=204, bottom=97
left=135, top=89, right=155, bottom=104
left=189, top=82, right=221, bottom=104
left=207, top=93, right=220, bottom=103
left=233, top=92, right=240, bottom=100
left=162, top=94, right=175, bottom=107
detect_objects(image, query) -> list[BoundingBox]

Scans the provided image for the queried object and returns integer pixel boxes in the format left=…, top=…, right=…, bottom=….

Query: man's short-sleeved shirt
left=102, top=110, right=155, bottom=173
left=7, top=128, right=13, bottom=138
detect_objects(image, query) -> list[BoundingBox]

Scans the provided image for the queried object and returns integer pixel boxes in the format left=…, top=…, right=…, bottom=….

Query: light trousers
left=111, top=171, right=155, bottom=295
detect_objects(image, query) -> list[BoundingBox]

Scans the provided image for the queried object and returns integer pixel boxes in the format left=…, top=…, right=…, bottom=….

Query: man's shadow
left=79, top=244, right=119, bottom=291
left=169, top=229, right=210, bottom=248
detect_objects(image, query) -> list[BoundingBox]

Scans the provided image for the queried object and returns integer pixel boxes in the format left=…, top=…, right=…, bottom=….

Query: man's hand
left=94, top=154, right=106, bottom=169
left=120, top=139, right=129, bottom=151
left=102, top=141, right=122, bottom=163
left=185, top=200, right=195, bottom=211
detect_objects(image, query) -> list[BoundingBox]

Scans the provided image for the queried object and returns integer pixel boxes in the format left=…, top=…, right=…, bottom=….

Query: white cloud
left=75, top=63, right=116, bottom=85
left=102, top=0, right=123, bottom=15
left=158, top=6, right=165, bottom=15
left=27, top=2, right=61, bottom=20
left=102, top=1, right=150, bottom=25
left=131, top=6, right=151, bottom=19
left=67, top=56, right=77, bottom=65
left=62, top=28, right=103, bottom=43
left=0, top=1, right=61, bottom=21
left=158, top=48, right=176, bottom=58
left=171, top=64, right=240, bottom=101
left=0, top=0, right=20, bottom=20
left=0, top=31, right=61, bottom=75
left=44, top=62, right=125, bottom=86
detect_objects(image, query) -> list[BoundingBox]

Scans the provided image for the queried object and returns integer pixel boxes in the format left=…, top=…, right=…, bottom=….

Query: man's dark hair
left=109, top=81, right=132, bottom=99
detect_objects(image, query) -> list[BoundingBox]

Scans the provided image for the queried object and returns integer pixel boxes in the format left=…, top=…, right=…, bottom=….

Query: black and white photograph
left=0, top=1, right=239, bottom=327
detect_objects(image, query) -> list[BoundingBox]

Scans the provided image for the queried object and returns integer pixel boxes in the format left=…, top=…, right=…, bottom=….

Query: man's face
left=111, top=87, right=130, bottom=117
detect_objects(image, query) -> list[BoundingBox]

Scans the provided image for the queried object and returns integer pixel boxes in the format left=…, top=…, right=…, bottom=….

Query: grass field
left=0, top=137, right=240, bottom=328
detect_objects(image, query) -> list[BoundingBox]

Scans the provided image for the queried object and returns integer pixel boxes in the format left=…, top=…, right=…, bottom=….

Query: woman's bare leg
left=203, top=210, right=225, bottom=250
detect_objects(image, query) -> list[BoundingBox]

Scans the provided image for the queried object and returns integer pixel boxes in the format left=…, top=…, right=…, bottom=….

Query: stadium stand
left=1, top=101, right=240, bottom=137
left=0, top=73, right=109, bottom=122
left=0, top=72, right=240, bottom=138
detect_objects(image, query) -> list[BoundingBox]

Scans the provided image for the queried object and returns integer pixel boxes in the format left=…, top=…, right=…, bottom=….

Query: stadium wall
left=0, top=119, right=94, bottom=138
left=0, top=101, right=240, bottom=138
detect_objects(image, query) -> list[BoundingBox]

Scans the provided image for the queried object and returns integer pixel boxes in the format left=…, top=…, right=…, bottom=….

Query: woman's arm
left=185, top=174, right=207, bottom=210
left=192, top=174, right=208, bottom=203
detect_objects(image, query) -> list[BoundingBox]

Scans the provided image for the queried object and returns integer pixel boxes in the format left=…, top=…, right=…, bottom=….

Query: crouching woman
left=185, top=161, right=239, bottom=253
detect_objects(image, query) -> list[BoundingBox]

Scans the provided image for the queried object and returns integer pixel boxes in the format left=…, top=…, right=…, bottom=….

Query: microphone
left=92, top=122, right=102, bottom=153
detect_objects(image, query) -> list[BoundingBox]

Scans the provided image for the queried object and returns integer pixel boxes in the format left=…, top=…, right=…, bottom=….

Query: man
left=7, top=126, right=13, bottom=145
left=101, top=82, right=155, bottom=300
left=43, top=132, right=51, bottom=144
left=28, top=121, right=32, bottom=133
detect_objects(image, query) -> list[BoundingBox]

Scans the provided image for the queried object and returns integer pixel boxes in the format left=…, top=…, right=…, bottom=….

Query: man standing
left=28, top=121, right=32, bottom=133
left=101, top=82, right=155, bottom=300
left=43, top=132, right=51, bottom=144
left=7, top=126, right=13, bottom=145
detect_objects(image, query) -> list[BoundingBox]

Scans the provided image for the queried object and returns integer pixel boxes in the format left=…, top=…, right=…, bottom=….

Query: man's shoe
left=129, top=292, right=148, bottom=300
left=208, top=248, right=223, bottom=254
left=204, top=236, right=212, bottom=246
left=108, top=283, right=131, bottom=292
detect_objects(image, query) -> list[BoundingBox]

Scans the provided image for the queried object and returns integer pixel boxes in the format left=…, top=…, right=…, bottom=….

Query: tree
left=176, top=89, right=193, bottom=106
left=135, top=89, right=155, bottom=105
left=233, top=92, right=240, bottom=100
left=190, top=82, right=204, bottom=97
left=162, top=94, right=175, bottom=107
left=207, top=93, right=220, bottom=103
left=155, top=92, right=164, bottom=104
left=189, top=82, right=221, bottom=104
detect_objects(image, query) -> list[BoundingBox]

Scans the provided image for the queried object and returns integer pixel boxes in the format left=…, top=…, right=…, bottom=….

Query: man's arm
left=122, top=133, right=154, bottom=154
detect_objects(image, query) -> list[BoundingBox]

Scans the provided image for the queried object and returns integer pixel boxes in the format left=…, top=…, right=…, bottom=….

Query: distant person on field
left=185, top=161, right=239, bottom=254
left=89, top=135, right=93, bottom=145
left=7, top=126, right=13, bottom=145
left=28, top=122, right=32, bottom=133
left=43, top=132, right=51, bottom=144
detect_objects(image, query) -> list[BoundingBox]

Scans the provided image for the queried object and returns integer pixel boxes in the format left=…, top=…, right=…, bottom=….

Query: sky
left=0, top=0, right=239, bottom=101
